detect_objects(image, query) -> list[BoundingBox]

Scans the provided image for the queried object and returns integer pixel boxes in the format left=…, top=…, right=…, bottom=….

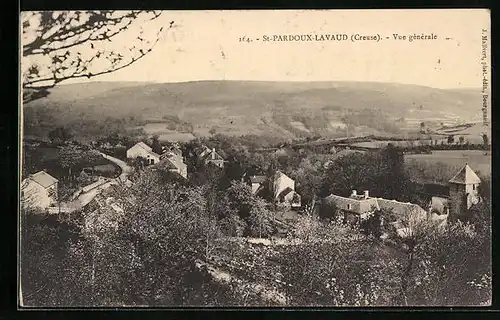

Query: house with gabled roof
left=197, top=145, right=225, bottom=168
left=277, top=186, right=302, bottom=209
left=248, top=175, right=267, bottom=194
left=159, top=150, right=188, bottom=179
left=21, top=170, right=59, bottom=210
left=275, top=171, right=301, bottom=208
left=323, top=189, right=428, bottom=229
left=323, top=190, right=381, bottom=222
left=322, top=163, right=484, bottom=234
left=126, top=142, right=161, bottom=165
left=246, top=170, right=301, bottom=209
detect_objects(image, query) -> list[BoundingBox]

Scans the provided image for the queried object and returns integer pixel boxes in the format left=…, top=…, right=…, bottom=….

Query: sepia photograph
left=19, top=9, right=491, bottom=308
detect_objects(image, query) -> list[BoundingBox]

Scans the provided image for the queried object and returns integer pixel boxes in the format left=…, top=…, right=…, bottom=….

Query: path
left=99, top=152, right=133, bottom=182
left=53, top=153, right=133, bottom=213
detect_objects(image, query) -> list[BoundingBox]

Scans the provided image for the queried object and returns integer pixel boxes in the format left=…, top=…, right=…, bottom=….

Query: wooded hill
left=23, top=80, right=482, bottom=141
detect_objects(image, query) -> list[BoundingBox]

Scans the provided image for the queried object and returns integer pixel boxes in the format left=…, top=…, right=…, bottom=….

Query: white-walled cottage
left=21, top=171, right=59, bottom=210
left=126, top=142, right=161, bottom=165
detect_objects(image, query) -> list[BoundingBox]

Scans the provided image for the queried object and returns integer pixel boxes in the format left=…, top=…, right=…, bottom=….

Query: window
left=473, top=184, right=476, bottom=190
left=347, top=203, right=352, bottom=210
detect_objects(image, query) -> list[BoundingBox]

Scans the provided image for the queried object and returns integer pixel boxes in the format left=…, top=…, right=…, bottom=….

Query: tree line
left=21, top=134, right=491, bottom=307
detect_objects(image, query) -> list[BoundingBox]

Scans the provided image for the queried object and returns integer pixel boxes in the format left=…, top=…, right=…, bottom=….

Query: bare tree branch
left=24, top=27, right=163, bottom=88
left=22, top=11, right=161, bottom=56
left=22, top=10, right=166, bottom=103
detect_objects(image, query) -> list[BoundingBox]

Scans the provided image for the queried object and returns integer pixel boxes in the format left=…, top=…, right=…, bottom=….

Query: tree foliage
left=281, top=216, right=399, bottom=306
left=247, top=198, right=274, bottom=238
left=20, top=133, right=492, bottom=307
left=322, top=145, right=412, bottom=200
left=58, top=144, right=103, bottom=178
left=151, top=135, right=163, bottom=155
left=48, top=126, right=74, bottom=144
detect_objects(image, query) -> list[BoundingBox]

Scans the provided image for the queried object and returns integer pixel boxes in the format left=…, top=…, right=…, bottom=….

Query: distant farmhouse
left=197, top=145, right=225, bottom=168
left=21, top=171, right=59, bottom=210
left=126, top=142, right=161, bottom=165
left=246, top=170, right=301, bottom=209
left=322, top=163, right=483, bottom=235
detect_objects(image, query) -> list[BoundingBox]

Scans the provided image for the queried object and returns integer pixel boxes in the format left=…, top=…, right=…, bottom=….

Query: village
left=19, top=10, right=491, bottom=308
left=20, top=128, right=491, bottom=307
left=22, top=132, right=485, bottom=232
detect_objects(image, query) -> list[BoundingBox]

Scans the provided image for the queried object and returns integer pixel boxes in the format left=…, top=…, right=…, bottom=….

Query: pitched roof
left=135, top=141, right=152, bottom=152
left=449, top=164, right=481, bottom=184
left=160, top=152, right=186, bottom=171
left=159, top=158, right=178, bottom=169
left=376, top=198, right=426, bottom=217
left=206, top=151, right=224, bottom=161
left=131, top=142, right=161, bottom=158
left=324, top=193, right=427, bottom=218
left=198, top=146, right=223, bottom=161
left=171, top=146, right=183, bottom=156
left=250, top=175, right=267, bottom=184
left=324, top=194, right=380, bottom=215
left=278, top=187, right=295, bottom=198
left=274, top=170, right=293, bottom=183
left=197, top=145, right=212, bottom=157
left=29, top=171, right=58, bottom=188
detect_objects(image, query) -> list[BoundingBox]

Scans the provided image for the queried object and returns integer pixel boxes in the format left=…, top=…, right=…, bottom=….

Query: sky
left=24, top=9, right=491, bottom=89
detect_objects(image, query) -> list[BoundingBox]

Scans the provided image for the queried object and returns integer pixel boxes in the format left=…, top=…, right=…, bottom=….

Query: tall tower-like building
left=448, top=164, right=481, bottom=221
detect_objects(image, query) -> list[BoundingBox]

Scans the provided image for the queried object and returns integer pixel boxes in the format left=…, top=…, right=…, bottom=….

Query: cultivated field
left=138, top=123, right=196, bottom=142
left=351, top=140, right=436, bottom=149
left=405, top=150, right=491, bottom=176
left=24, top=81, right=483, bottom=141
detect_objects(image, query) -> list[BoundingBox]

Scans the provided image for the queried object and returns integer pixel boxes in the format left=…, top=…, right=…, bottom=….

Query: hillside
left=22, top=80, right=483, bottom=141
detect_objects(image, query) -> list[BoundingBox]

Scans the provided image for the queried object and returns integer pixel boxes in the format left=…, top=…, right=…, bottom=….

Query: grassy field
left=405, top=150, right=491, bottom=177
left=351, top=140, right=435, bottom=149
left=433, top=123, right=490, bottom=144
left=138, top=123, right=196, bottom=142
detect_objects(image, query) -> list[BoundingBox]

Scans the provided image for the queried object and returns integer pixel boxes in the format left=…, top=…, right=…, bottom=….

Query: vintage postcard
left=20, top=9, right=491, bottom=308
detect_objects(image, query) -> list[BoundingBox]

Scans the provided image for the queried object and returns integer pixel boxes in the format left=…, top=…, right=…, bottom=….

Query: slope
left=23, top=80, right=482, bottom=141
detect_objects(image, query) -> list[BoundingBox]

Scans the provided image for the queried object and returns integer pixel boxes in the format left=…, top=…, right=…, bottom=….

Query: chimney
left=364, top=190, right=369, bottom=199
left=212, top=148, right=216, bottom=160
left=351, top=190, right=357, bottom=197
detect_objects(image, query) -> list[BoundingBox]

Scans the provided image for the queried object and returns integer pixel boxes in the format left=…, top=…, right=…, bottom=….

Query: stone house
left=323, top=190, right=428, bottom=234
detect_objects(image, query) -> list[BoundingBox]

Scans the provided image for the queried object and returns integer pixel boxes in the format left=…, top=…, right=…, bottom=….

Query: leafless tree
left=22, top=11, right=167, bottom=103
